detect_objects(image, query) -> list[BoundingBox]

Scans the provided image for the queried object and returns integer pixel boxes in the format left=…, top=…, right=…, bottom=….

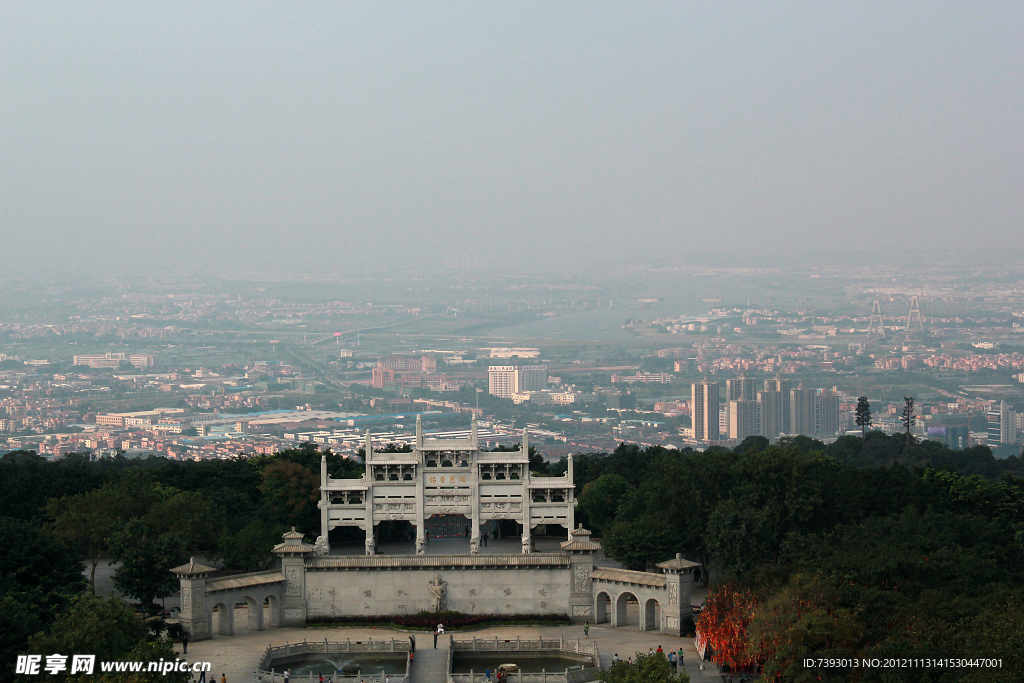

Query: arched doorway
left=643, top=598, right=661, bottom=631
left=263, top=595, right=280, bottom=627
left=614, top=592, right=639, bottom=628
left=212, top=601, right=232, bottom=636
left=595, top=592, right=611, bottom=624
left=241, top=595, right=262, bottom=631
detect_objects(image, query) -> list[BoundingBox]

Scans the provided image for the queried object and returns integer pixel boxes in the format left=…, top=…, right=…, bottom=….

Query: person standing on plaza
left=484, top=667, right=491, bottom=680
left=433, top=626, right=438, bottom=648
left=583, top=621, right=589, bottom=639
left=181, top=632, right=188, bottom=655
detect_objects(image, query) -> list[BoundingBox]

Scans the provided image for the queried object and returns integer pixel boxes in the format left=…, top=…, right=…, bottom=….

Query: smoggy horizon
left=2, top=1, right=1022, bottom=274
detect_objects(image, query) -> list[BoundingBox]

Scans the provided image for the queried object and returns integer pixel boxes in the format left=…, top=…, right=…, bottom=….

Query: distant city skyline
left=2, top=1, right=1022, bottom=273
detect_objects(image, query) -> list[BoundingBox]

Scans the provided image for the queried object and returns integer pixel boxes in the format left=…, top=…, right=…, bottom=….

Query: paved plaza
left=175, top=620, right=724, bottom=682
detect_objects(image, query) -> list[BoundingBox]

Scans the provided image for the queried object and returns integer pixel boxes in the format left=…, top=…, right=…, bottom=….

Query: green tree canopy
left=25, top=594, right=189, bottom=683
left=599, top=652, right=689, bottom=683
left=0, top=518, right=85, bottom=681
left=216, top=519, right=284, bottom=572
left=259, top=460, right=320, bottom=533
left=577, top=474, right=630, bottom=533
left=46, top=487, right=118, bottom=594
left=108, top=520, right=185, bottom=611
left=601, top=517, right=677, bottom=571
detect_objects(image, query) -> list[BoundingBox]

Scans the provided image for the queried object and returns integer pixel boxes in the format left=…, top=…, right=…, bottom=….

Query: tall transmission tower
left=867, top=300, right=886, bottom=339
left=905, top=295, right=924, bottom=335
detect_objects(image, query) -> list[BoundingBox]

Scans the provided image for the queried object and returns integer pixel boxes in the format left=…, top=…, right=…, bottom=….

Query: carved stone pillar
left=656, top=553, right=698, bottom=635
left=273, top=528, right=314, bottom=628
left=561, top=526, right=600, bottom=623
left=170, top=558, right=216, bottom=640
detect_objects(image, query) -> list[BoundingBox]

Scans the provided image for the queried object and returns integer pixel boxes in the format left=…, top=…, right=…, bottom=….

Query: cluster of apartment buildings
left=484, top=364, right=590, bottom=406
left=371, top=355, right=464, bottom=392
left=691, top=376, right=842, bottom=443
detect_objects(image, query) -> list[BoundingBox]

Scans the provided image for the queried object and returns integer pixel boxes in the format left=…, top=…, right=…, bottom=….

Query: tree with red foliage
left=695, top=582, right=763, bottom=672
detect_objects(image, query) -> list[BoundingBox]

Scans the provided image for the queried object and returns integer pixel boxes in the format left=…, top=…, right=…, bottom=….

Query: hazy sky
left=2, top=1, right=1021, bottom=273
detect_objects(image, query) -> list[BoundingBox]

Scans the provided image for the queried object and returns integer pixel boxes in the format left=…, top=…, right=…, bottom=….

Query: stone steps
left=408, top=641, right=449, bottom=682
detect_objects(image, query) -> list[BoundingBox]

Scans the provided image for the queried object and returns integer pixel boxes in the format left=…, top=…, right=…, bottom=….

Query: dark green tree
left=855, top=396, right=871, bottom=440
left=577, top=474, right=630, bottom=533
left=601, top=517, right=677, bottom=571
left=259, top=460, right=320, bottom=533
left=0, top=518, right=86, bottom=681
left=108, top=520, right=185, bottom=612
left=901, top=396, right=915, bottom=447
left=46, top=487, right=119, bottom=594
left=25, top=594, right=189, bottom=683
left=145, top=490, right=221, bottom=553
left=217, top=520, right=284, bottom=572
left=599, top=652, right=689, bottom=683
left=705, top=498, right=774, bottom=576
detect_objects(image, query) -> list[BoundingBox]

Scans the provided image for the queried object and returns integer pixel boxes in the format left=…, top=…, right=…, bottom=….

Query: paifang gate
left=172, top=418, right=696, bottom=640
left=317, top=415, right=577, bottom=556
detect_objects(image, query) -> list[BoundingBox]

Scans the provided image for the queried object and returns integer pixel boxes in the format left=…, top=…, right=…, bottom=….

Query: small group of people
left=611, top=645, right=685, bottom=670
left=482, top=666, right=508, bottom=681
left=195, top=673, right=226, bottom=683
left=432, top=622, right=445, bottom=648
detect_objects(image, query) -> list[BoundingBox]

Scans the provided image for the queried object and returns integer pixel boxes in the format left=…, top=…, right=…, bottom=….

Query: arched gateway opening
left=242, top=595, right=262, bottom=631
left=643, top=598, right=661, bottom=631
left=615, top=592, right=639, bottom=628
left=263, top=595, right=280, bottom=627
left=212, top=601, right=232, bottom=636
left=595, top=592, right=611, bottom=624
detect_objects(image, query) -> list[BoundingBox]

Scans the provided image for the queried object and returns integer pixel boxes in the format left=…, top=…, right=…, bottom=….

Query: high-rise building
left=692, top=380, right=720, bottom=442
left=758, top=389, right=785, bottom=440
left=488, top=365, right=548, bottom=399
left=726, top=376, right=757, bottom=402
left=764, top=376, right=792, bottom=432
left=728, top=399, right=758, bottom=441
left=516, top=365, right=549, bottom=393
left=987, top=401, right=1018, bottom=445
left=813, top=392, right=841, bottom=437
left=488, top=366, right=518, bottom=399
left=790, top=385, right=815, bottom=436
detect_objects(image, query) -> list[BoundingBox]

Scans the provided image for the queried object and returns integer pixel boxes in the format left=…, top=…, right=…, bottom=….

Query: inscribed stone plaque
left=181, top=587, right=191, bottom=611
left=668, top=583, right=678, bottom=606
left=572, top=605, right=593, bottom=616
left=285, top=567, right=301, bottom=597
left=573, top=564, right=591, bottom=594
